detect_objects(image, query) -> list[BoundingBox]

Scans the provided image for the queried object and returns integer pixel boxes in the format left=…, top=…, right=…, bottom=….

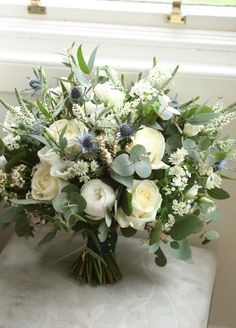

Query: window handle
left=28, top=0, right=46, bottom=15
left=167, top=1, right=186, bottom=25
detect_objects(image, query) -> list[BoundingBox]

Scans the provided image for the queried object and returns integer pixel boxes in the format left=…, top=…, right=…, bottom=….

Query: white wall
left=0, top=8, right=236, bottom=328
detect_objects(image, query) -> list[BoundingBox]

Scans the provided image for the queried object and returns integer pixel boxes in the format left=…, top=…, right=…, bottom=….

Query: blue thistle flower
left=77, top=132, right=96, bottom=153
left=215, top=160, right=227, bottom=171
left=170, top=97, right=179, bottom=109
left=119, top=121, right=137, bottom=140
left=71, top=87, right=82, bottom=101
left=29, top=79, right=41, bottom=91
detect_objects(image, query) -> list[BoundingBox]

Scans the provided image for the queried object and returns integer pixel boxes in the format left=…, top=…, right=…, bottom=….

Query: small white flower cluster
left=163, top=214, right=176, bottom=232
left=117, top=99, right=140, bottom=121
left=72, top=104, right=86, bottom=120
left=204, top=112, right=236, bottom=132
left=206, top=172, right=222, bottom=190
left=3, top=134, right=21, bottom=151
left=10, top=164, right=27, bottom=188
left=68, top=159, right=101, bottom=183
left=130, top=79, right=157, bottom=101
left=0, top=169, right=7, bottom=184
left=213, top=98, right=227, bottom=113
left=198, top=162, right=212, bottom=176
left=169, top=148, right=188, bottom=166
left=169, top=165, right=191, bottom=191
left=217, top=138, right=236, bottom=151
left=172, top=199, right=192, bottom=216
left=147, top=65, right=172, bottom=91
left=7, top=104, right=35, bottom=127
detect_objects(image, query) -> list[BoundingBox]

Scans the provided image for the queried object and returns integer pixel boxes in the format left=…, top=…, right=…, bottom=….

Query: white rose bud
left=94, top=82, right=125, bottom=109
left=31, top=163, right=68, bottom=200
left=127, top=126, right=168, bottom=169
left=81, top=179, right=116, bottom=220
left=116, top=180, right=162, bottom=230
left=183, top=123, right=203, bottom=137
left=47, top=119, right=86, bottom=148
left=0, top=155, right=7, bottom=171
left=185, top=185, right=199, bottom=199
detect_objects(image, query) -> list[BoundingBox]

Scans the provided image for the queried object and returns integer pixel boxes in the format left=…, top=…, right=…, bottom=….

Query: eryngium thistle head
left=71, top=87, right=82, bottom=100
left=119, top=122, right=136, bottom=140
left=77, top=133, right=96, bottom=153
left=214, top=160, right=227, bottom=171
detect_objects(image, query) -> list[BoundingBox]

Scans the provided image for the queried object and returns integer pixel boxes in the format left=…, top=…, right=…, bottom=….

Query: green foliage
left=120, top=226, right=137, bottom=237
left=149, top=221, right=162, bottom=245
left=38, top=230, right=57, bottom=246
left=52, top=191, right=86, bottom=226
left=77, top=45, right=90, bottom=74
left=207, top=187, right=230, bottom=200
left=120, top=189, right=132, bottom=216
left=0, top=138, right=5, bottom=155
left=87, top=46, right=99, bottom=72
left=98, top=221, right=109, bottom=243
left=110, top=171, right=133, bottom=189
left=170, top=239, right=192, bottom=260
left=170, top=215, right=204, bottom=240
left=113, top=153, right=134, bottom=176
left=154, top=247, right=167, bottom=267
left=36, top=99, right=52, bottom=119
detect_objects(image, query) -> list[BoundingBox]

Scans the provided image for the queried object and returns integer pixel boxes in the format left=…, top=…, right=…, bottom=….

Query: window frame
left=0, top=0, right=235, bottom=32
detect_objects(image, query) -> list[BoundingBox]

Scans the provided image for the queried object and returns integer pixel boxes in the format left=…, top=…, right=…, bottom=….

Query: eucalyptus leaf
left=170, top=215, right=204, bottom=240
left=38, top=230, right=57, bottom=246
left=130, top=144, right=147, bottom=163
left=120, top=189, right=133, bottom=216
left=88, top=46, right=99, bottom=71
left=77, top=45, right=90, bottom=74
left=110, top=171, right=133, bottom=189
left=154, top=247, right=167, bottom=267
left=113, top=153, right=134, bottom=177
left=170, top=239, right=192, bottom=260
left=120, top=226, right=137, bottom=237
left=134, top=157, right=152, bottom=178
left=204, top=230, right=219, bottom=240
left=98, top=221, right=109, bottom=243
left=150, top=221, right=162, bottom=245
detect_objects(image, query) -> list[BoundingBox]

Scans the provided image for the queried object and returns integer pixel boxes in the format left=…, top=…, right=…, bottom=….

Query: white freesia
left=116, top=180, right=162, bottom=230
left=31, top=163, right=68, bottom=200
left=127, top=126, right=168, bottom=169
left=185, top=185, right=199, bottom=198
left=158, top=95, right=180, bottom=120
left=47, top=118, right=86, bottom=148
left=183, top=123, right=203, bottom=137
left=94, top=82, right=125, bottom=108
left=81, top=179, right=116, bottom=220
left=0, top=155, right=7, bottom=171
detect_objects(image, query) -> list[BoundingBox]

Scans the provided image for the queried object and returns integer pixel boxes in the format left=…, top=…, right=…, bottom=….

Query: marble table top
left=0, top=233, right=217, bottom=328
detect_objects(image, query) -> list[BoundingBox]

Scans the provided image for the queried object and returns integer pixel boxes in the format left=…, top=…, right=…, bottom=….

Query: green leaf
left=204, top=230, right=219, bottom=240
left=170, top=215, right=204, bottom=240
left=0, top=138, right=5, bottom=155
left=130, top=144, right=147, bottom=162
left=11, top=198, right=50, bottom=205
left=87, top=46, right=99, bottom=71
left=86, top=247, right=107, bottom=266
left=77, top=45, right=90, bottom=74
left=98, top=221, right=109, bottom=243
left=134, top=157, right=152, bottom=178
left=15, top=215, right=34, bottom=238
left=120, top=189, right=132, bottom=216
left=110, top=171, right=133, bottom=189
left=1, top=207, right=20, bottom=224
left=215, top=152, right=226, bottom=162
left=170, top=241, right=180, bottom=249
left=71, top=62, right=91, bottom=87
left=38, top=230, right=57, bottom=246
left=62, top=184, right=80, bottom=193
left=52, top=192, right=68, bottom=213
left=170, top=239, right=192, bottom=260
left=154, top=247, right=167, bottom=267
left=207, top=188, right=230, bottom=200
left=113, top=153, right=134, bottom=177
left=198, top=137, right=211, bottom=151
left=150, top=221, right=162, bottom=245
left=149, top=242, right=160, bottom=254
left=120, top=226, right=137, bottom=237
left=58, top=123, right=68, bottom=150
left=183, top=138, right=196, bottom=150
left=5, top=152, right=27, bottom=172
left=187, top=113, right=218, bottom=125
left=36, top=99, right=52, bottom=119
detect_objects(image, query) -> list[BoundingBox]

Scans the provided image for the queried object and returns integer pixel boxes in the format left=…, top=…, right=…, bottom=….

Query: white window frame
left=0, top=0, right=235, bottom=98
left=0, top=0, right=236, bottom=31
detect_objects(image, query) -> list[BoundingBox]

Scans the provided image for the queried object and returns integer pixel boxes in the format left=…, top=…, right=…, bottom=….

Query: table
left=0, top=233, right=217, bottom=328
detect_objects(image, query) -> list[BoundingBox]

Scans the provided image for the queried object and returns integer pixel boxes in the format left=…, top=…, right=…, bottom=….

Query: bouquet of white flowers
left=0, top=44, right=235, bottom=285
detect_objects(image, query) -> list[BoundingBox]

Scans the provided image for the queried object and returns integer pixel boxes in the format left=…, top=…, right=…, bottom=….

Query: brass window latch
left=167, top=1, right=186, bottom=25
left=28, top=0, right=46, bottom=15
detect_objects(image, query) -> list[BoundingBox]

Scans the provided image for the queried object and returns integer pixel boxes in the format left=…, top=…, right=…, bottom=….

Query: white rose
left=185, top=185, right=199, bottom=199
left=127, top=126, right=168, bottom=169
left=0, top=155, right=7, bottom=171
left=158, top=95, right=180, bottom=120
left=116, top=180, right=162, bottom=230
left=47, top=119, right=86, bottom=148
left=183, top=123, right=203, bottom=137
left=38, top=146, right=60, bottom=166
left=81, top=179, right=116, bottom=220
left=31, top=163, right=68, bottom=200
left=94, top=82, right=125, bottom=108
left=38, top=146, right=74, bottom=180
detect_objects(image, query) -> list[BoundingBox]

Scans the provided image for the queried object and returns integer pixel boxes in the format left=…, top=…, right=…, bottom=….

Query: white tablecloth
left=0, top=233, right=216, bottom=328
